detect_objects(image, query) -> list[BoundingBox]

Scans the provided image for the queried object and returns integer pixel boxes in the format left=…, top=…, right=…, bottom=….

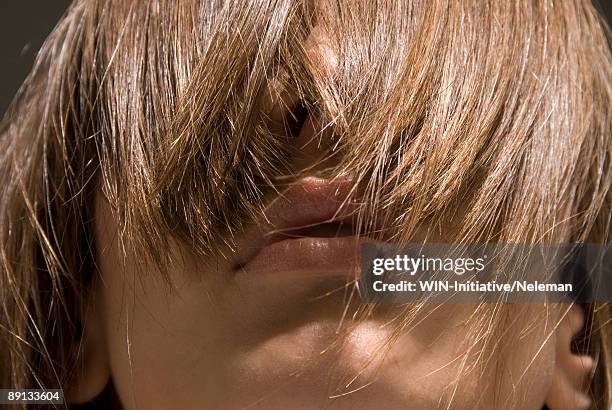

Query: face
left=80, top=16, right=595, bottom=410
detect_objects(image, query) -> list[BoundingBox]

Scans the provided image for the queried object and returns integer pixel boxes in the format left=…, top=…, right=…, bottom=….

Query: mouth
left=233, top=177, right=371, bottom=277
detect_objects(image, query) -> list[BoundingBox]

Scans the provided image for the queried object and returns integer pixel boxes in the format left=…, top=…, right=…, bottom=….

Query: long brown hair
left=1, top=0, right=611, bottom=407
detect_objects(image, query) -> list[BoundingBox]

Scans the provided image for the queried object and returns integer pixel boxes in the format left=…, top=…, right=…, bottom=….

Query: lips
left=233, top=177, right=369, bottom=277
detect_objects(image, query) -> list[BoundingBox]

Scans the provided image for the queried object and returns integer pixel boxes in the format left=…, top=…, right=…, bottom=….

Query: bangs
left=61, top=0, right=610, bottom=258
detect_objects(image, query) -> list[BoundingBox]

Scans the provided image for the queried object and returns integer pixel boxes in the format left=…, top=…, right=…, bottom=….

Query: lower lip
left=237, top=236, right=363, bottom=277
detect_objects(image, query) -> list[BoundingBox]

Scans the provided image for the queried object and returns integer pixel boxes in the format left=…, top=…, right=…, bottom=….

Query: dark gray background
left=1, top=1, right=611, bottom=117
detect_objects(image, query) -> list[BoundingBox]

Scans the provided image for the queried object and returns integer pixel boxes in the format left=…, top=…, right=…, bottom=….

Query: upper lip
left=232, top=177, right=363, bottom=270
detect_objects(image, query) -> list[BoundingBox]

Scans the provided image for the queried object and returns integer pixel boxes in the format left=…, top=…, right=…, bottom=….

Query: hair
left=1, top=0, right=611, bottom=408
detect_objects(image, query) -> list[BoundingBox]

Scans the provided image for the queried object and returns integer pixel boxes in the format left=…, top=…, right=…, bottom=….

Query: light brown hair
left=1, top=0, right=611, bottom=407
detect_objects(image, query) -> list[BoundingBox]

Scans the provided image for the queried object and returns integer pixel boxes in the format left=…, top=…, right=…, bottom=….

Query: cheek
left=372, top=305, right=556, bottom=409
left=491, top=305, right=556, bottom=409
left=96, top=239, right=231, bottom=409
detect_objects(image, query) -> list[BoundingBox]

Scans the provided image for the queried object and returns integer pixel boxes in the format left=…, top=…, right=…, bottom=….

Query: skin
left=91, top=194, right=557, bottom=410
